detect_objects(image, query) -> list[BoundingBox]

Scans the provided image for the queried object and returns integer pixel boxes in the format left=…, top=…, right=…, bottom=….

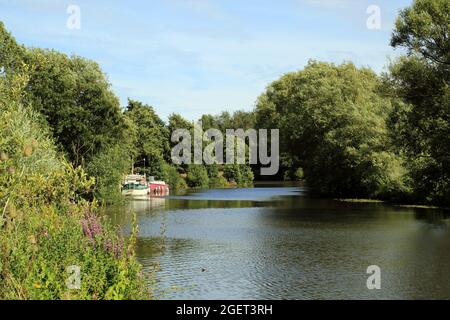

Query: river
left=106, top=182, right=450, bottom=300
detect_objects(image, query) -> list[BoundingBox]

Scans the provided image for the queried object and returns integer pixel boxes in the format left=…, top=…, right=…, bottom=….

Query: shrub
left=162, top=163, right=187, bottom=191
left=223, top=164, right=254, bottom=187
left=186, top=165, right=209, bottom=189
left=85, top=144, right=131, bottom=203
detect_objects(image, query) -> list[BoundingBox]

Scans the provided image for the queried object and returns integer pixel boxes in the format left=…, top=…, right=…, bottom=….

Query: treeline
left=253, top=0, right=450, bottom=206
left=202, top=1, right=449, bottom=206
left=1, top=0, right=449, bottom=207
left=0, top=0, right=448, bottom=299
left=124, top=100, right=255, bottom=192
left=0, top=25, right=255, bottom=202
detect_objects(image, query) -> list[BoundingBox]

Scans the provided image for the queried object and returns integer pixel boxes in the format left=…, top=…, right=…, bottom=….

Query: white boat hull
left=121, top=188, right=149, bottom=198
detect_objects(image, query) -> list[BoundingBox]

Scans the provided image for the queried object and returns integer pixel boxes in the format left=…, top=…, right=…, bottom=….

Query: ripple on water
left=115, top=185, right=450, bottom=300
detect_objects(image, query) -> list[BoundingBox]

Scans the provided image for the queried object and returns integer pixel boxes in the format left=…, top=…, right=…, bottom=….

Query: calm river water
left=107, top=183, right=450, bottom=300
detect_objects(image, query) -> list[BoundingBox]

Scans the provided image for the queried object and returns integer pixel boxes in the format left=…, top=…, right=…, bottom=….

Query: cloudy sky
left=0, top=0, right=412, bottom=120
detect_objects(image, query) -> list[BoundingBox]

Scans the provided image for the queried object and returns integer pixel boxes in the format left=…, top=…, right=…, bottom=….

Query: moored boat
left=148, top=176, right=170, bottom=196
left=121, top=174, right=150, bottom=199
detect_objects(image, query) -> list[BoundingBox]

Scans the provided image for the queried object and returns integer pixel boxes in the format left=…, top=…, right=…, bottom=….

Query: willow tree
left=256, top=61, right=410, bottom=198
left=388, top=0, right=450, bottom=205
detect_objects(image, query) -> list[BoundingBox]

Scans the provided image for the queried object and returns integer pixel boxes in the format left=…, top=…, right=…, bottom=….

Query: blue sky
left=0, top=0, right=412, bottom=120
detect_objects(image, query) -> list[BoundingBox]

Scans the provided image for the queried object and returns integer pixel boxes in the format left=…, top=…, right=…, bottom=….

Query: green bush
left=85, top=144, right=131, bottom=203
left=205, top=164, right=228, bottom=188
left=162, top=163, right=187, bottom=191
left=209, top=175, right=229, bottom=188
left=186, top=165, right=209, bottom=189
left=223, top=164, right=254, bottom=187
left=284, top=167, right=304, bottom=181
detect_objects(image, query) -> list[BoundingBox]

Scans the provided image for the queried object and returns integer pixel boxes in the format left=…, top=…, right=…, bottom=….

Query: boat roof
left=149, top=181, right=167, bottom=185
left=124, top=174, right=145, bottom=180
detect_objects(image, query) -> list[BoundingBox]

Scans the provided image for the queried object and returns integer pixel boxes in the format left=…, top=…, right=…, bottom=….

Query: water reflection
left=106, top=183, right=450, bottom=299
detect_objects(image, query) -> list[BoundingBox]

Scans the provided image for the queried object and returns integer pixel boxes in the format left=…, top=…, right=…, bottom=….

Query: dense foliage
left=251, top=0, right=449, bottom=204
left=24, top=49, right=126, bottom=167
left=0, top=0, right=449, bottom=300
left=0, top=75, right=147, bottom=299
left=255, top=61, right=411, bottom=199
left=2, top=0, right=449, bottom=207
left=124, top=99, right=170, bottom=179
left=387, top=0, right=450, bottom=205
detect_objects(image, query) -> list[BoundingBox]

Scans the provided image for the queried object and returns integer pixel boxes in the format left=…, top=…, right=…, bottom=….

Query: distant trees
left=186, top=165, right=210, bottom=189
left=168, top=113, right=193, bottom=171
left=124, top=99, right=170, bottom=180
left=201, top=111, right=256, bottom=185
left=201, top=110, right=255, bottom=132
left=163, top=162, right=187, bottom=190
left=223, top=164, right=254, bottom=187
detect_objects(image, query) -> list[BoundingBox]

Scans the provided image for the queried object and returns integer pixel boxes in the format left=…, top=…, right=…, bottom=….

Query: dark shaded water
left=107, top=183, right=450, bottom=300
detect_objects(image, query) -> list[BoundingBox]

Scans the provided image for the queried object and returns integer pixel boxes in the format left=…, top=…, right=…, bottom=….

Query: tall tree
left=24, top=49, right=126, bottom=166
left=256, top=61, right=410, bottom=198
left=0, top=22, right=25, bottom=76
left=124, top=99, right=170, bottom=179
left=388, top=0, right=450, bottom=204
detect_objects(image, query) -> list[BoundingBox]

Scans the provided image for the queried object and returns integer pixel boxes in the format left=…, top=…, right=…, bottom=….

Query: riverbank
left=335, top=198, right=447, bottom=210
left=0, top=76, right=148, bottom=300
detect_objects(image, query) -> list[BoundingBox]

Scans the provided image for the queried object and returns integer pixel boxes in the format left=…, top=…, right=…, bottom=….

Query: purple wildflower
left=81, top=211, right=103, bottom=246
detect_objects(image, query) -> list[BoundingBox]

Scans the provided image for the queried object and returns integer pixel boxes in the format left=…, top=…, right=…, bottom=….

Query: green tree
left=124, top=99, right=170, bottom=179
left=256, top=61, right=410, bottom=198
left=1, top=25, right=134, bottom=202
left=0, top=22, right=26, bottom=76
left=200, top=114, right=217, bottom=130
left=85, top=144, right=132, bottom=202
left=168, top=113, right=193, bottom=133
left=230, top=110, right=256, bottom=130
left=388, top=0, right=450, bottom=205
left=168, top=113, right=193, bottom=174
left=24, top=49, right=126, bottom=167
left=391, top=0, right=450, bottom=66
left=223, top=164, right=254, bottom=187
left=162, top=163, right=187, bottom=190
left=214, top=111, right=233, bottom=132
left=0, top=73, right=147, bottom=300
